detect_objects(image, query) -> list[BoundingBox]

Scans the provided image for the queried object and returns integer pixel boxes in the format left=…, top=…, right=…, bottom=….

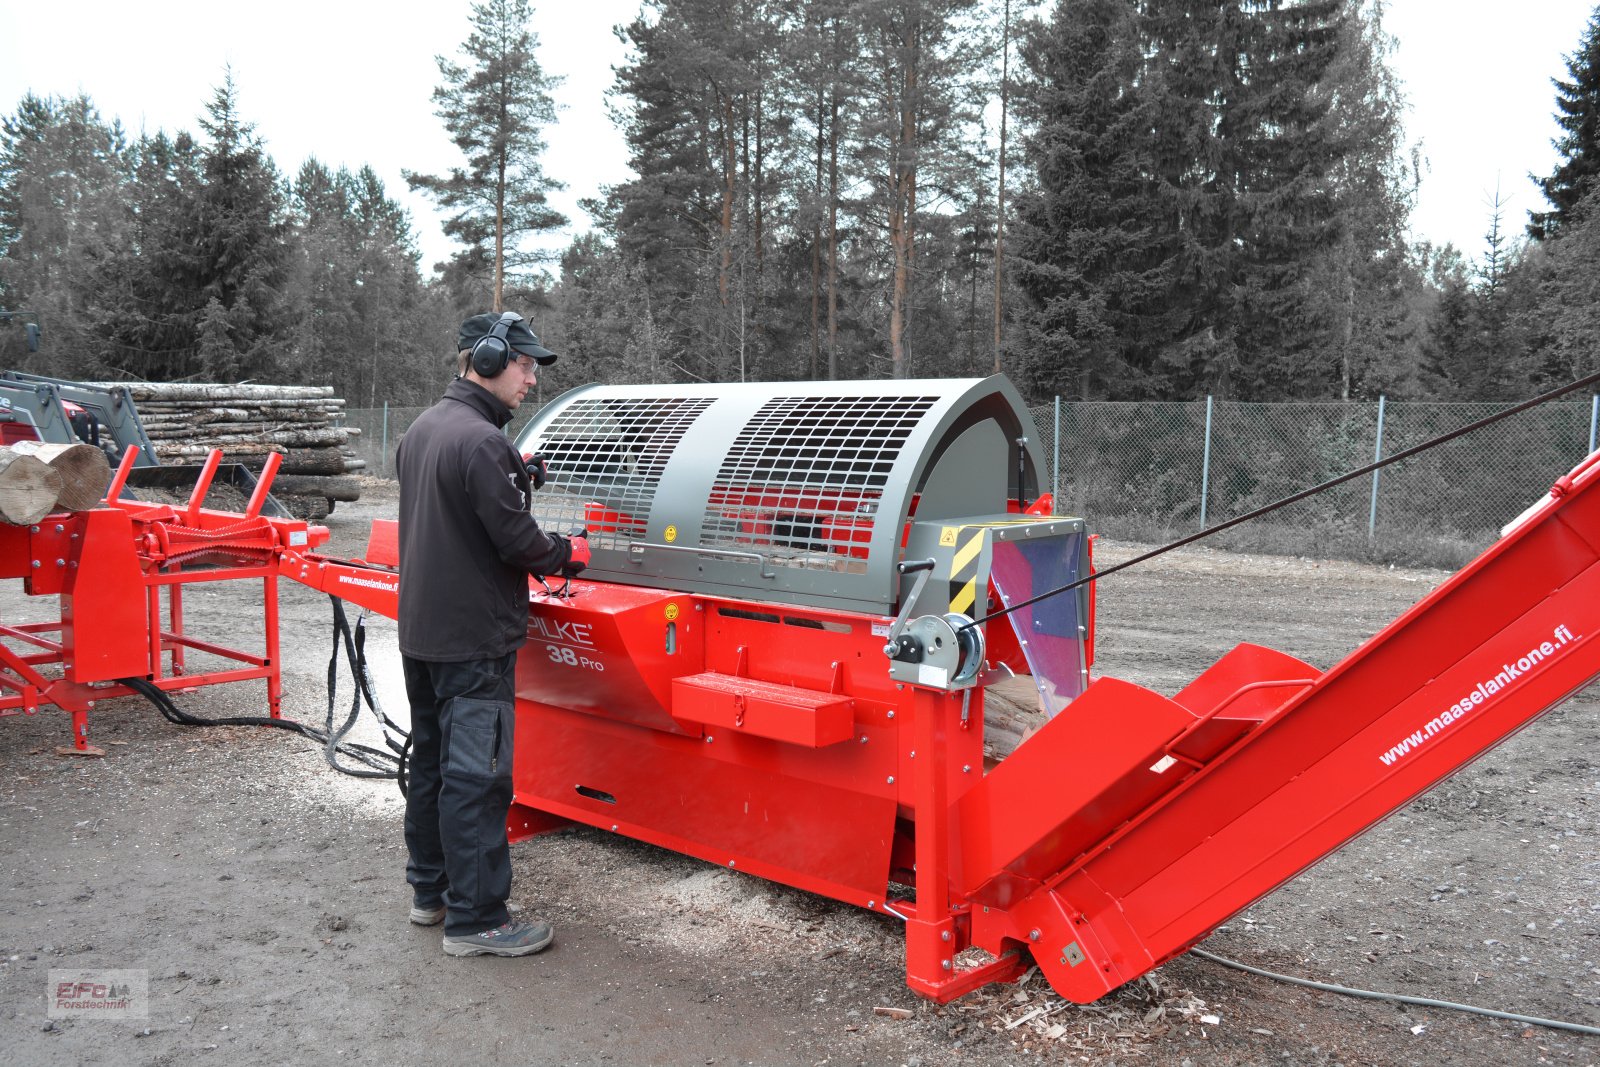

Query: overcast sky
left=1, top=0, right=1595, bottom=274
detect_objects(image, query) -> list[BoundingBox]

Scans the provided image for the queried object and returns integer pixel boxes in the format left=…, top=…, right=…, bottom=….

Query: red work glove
left=521, top=452, right=548, bottom=490
left=562, top=531, right=591, bottom=577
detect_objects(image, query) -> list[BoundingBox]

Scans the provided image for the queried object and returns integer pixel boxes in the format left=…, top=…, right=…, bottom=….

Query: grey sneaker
left=442, top=919, right=554, bottom=957
left=409, top=900, right=446, bottom=926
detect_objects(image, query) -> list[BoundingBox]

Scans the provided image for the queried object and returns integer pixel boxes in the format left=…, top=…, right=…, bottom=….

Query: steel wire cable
left=963, top=368, right=1600, bottom=633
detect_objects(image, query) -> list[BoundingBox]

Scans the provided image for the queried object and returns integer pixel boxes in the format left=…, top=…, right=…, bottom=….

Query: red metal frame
left=484, top=452, right=1600, bottom=1005
left=0, top=448, right=324, bottom=749
left=20, top=436, right=1596, bottom=1009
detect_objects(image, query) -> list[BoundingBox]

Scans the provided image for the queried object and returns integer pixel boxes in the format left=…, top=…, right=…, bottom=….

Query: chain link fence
left=1030, top=396, right=1600, bottom=568
left=341, top=394, right=1600, bottom=570
left=339, top=403, right=546, bottom=477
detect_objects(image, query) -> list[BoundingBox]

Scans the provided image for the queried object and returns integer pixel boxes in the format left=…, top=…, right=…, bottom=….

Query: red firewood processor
left=3, top=373, right=1599, bottom=1010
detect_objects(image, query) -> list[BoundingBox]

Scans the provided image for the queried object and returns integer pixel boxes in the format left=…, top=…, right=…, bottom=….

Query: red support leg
left=263, top=575, right=281, bottom=719
left=905, top=687, right=958, bottom=997
left=168, top=580, right=186, bottom=675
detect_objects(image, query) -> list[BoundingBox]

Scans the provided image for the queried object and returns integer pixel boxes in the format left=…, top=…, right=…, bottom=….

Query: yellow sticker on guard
left=664, top=603, right=680, bottom=622
left=948, top=530, right=984, bottom=615
left=939, top=526, right=959, bottom=546
left=664, top=524, right=678, bottom=543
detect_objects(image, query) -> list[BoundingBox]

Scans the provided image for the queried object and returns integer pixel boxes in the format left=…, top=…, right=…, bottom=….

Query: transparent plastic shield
left=988, top=532, right=1088, bottom=718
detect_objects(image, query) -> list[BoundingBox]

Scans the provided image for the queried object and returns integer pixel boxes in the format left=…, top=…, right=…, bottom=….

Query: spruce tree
left=1528, top=185, right=1600, bottom=378
left=289, top=161, right=427, bottom=404
left=406, top=0, right=566, bottom=310
left=1530, top=4, right=1600, bottom=240
left=193, top=71, right=294, bottom=381
left=0, top=93, right=128, bottom=372
left=95, top=131, right=209, bottom=381
left=1303, top=0, right=1422, bottom=399
left=1224, top=0, right=1347, bottom=398
left=1010, top=0, right=1171, bottom=399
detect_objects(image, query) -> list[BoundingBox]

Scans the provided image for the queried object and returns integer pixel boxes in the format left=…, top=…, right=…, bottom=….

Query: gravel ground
left=1, top=480, right=1597, bottom=1066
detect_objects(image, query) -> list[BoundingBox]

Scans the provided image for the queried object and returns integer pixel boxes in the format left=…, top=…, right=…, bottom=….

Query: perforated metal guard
left=531, top=396, right=714, bottom=549
left=701, top=395, right=938, bottom=574
left=517, top=377, right=1045, bottom=613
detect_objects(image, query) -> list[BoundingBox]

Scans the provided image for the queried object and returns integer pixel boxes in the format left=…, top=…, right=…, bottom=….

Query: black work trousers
left=401, top=652, right=517, bottom=937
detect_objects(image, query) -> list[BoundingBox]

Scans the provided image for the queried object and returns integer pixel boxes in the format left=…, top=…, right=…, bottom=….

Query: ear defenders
left=470, top=312, right=525, bottom=378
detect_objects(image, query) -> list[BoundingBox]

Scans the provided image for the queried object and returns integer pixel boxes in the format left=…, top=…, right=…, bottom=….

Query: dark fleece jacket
left=395, top=377, right=570, bottom=661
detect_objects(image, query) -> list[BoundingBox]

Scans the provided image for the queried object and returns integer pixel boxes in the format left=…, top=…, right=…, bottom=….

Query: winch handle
left=884, top=558, right=938, bottom=656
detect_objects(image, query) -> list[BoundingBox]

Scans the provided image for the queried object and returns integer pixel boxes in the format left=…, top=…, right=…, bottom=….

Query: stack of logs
left=0, top=442, right=111, bottom=524
left=101, top=382, right=363, bottom=521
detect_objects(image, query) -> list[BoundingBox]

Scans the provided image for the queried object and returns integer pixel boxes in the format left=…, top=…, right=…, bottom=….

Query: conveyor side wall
left=956, top=459, right=1600, bottom=1003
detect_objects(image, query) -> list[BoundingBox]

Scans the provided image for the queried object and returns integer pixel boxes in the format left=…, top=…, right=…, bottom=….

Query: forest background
left=1, top=0, right=1598, bottom=413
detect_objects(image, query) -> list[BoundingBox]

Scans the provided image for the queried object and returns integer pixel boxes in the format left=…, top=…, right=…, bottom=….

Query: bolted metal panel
left=516, top=376, right=1045, bottom=613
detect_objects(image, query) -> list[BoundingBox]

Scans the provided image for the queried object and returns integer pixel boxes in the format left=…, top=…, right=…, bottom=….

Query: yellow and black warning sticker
left=947, top=528, right=984, bottom=615
left=942, top=518, right=1056, bottom=614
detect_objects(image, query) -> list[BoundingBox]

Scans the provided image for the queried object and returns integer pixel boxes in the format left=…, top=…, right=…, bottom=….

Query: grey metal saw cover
left=514, top=376, right=1044, bottom=614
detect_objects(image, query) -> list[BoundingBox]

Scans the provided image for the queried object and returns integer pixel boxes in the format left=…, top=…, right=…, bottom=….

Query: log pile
left=0, top=442, right=111, bottom=524
left=98, top=382, right=364, bottom=521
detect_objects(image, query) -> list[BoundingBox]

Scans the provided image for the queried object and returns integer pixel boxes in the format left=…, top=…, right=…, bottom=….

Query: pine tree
left=606, top=0, right=784, bottom=381
left=1530, top=4, right=1600, bottom=240
left=854, top=0, right=988, bottom=378
left=406, top=0, right=566, bottom=310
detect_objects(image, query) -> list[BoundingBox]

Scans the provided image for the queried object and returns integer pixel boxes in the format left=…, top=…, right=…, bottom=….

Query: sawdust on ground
left=1, top=479, right=1597, bottom=1066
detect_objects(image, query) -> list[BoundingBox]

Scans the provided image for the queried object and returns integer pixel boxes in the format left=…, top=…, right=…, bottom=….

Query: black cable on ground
left=1190, top=947, right=1600, bottom=1037
left=962, top=367, right=1600, bottom=634
left=116, top=596, right=411, bottom=791
left=118, top=675, right=399, bottom=775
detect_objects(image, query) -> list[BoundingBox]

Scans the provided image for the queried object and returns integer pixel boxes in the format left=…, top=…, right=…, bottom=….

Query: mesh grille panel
left=529, top=396, right=713, bottom=549
left=702, top=395, right=937, bottom=573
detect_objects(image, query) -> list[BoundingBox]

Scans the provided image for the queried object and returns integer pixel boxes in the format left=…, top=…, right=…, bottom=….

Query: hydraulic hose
left=1191, top=947, right=1600, bottom=1037
left=117, top=596, right=411, bottom=792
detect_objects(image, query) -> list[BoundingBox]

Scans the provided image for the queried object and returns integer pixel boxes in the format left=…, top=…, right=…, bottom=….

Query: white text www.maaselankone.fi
left=1378, top=624, right=1579, bottom=767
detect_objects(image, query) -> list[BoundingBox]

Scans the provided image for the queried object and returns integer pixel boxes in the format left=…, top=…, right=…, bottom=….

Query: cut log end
left=11, top=441, right=112, bottom=511
left=0, top=450, right=65, bottom=525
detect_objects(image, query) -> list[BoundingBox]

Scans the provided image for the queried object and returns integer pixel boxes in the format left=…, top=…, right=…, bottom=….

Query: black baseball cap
left=457, top=312, right=558, bottom=365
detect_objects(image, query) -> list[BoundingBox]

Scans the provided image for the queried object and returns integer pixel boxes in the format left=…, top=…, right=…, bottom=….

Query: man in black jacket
left=395, top=311, right=590, bottom=957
